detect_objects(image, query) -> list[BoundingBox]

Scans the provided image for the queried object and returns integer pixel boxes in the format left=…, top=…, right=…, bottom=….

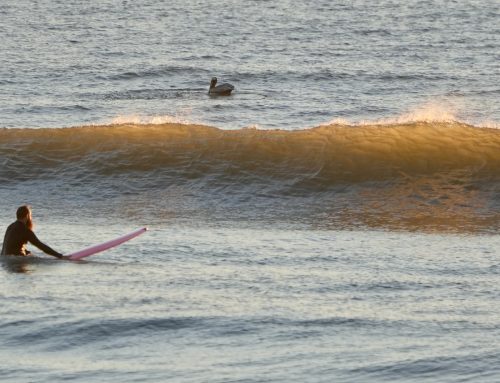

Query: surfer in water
left=1, top=205, right=65, bottom=259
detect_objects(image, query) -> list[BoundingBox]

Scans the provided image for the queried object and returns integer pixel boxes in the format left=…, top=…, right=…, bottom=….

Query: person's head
left=16, top=205, right=33, bottom=230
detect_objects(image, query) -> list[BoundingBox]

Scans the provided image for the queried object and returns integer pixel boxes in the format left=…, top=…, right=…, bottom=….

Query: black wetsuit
left=1, top=220, right=62, bottom=258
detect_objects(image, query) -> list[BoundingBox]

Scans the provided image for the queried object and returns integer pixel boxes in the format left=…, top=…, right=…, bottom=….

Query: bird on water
left=209, top=77, right=234, bottom=96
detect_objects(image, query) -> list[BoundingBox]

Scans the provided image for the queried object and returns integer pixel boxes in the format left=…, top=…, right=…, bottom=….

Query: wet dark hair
left=16, top=205, right=31, bottom=220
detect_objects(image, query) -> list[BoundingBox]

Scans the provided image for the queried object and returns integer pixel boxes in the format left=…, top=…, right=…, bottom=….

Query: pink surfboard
left=67, top=227, right=148, bottom=260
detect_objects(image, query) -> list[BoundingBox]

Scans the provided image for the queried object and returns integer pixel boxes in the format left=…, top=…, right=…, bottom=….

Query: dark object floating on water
left=209, top=77, right=234, bottom=96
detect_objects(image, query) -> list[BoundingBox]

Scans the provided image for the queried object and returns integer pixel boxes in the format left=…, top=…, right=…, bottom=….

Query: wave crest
left=1, top=122, right=499, bottom=187
left=2, top=122, right=499, bottom=232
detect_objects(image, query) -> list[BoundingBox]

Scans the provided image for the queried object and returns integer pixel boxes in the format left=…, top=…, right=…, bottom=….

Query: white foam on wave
left=242, top=124, right=265, bottom=130
left=109, top=111, right=198, bottom=125
left=479, top=120, right=500, bottom=130
left=106, top=103, right=499, bottom=131
left=377, top=102, right=458, bottom=124
left=322, top=100, right=499, bottom=129
left=380, top=102, right=500, bottom=129
left=322, top=117, right=351, bottom=126
left=322, top=102, right=459, bottom=126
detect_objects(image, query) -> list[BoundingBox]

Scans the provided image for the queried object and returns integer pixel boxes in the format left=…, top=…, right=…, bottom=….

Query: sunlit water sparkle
left=1, top=0, right=499, bottom=382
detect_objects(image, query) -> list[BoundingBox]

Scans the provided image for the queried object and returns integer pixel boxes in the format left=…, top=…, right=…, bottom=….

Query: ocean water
left=1, top=0, right=499, bottom=129
left=1, top=0, right=499, bottom=382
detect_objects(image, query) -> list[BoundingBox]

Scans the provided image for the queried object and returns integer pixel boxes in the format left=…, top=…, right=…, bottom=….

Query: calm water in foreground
left=1, top=221, right=500, bottom=382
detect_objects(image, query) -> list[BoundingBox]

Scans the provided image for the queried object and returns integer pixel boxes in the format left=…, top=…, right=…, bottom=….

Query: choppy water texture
left=1, top=0, right=499, bottom=382
left=1, top=226, right=500, bottom=383
left=0, top=0, right=499, bottom=128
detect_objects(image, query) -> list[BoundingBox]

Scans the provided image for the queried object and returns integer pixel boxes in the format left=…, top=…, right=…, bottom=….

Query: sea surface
left=1, top=1, right=499, bottom=382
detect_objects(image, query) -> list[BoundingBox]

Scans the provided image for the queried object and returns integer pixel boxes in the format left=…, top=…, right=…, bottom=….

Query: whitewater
left=1, top=0, right=499, bottom=382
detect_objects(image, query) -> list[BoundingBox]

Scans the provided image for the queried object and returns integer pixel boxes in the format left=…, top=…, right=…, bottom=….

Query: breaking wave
left=1, top=121, right=499, bottom=232
left=1, top=121, right=499, bottom=186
